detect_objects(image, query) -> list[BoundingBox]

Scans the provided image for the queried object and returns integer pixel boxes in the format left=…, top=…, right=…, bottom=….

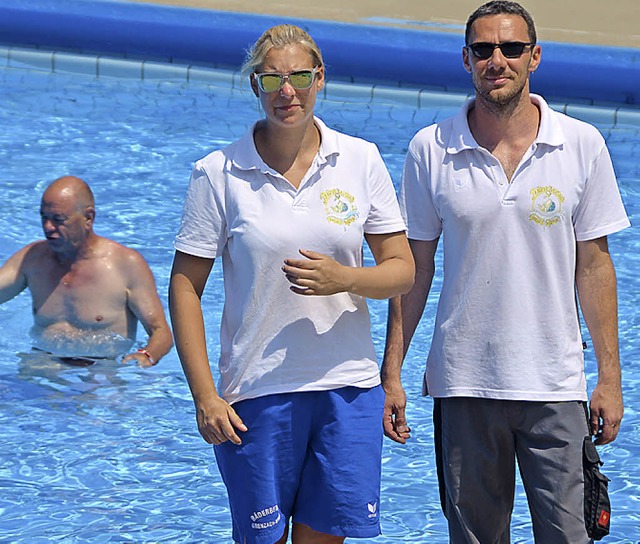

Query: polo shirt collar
left=228, top=116, right=339, bottom=174
left=530, top=94, right=566, bottom=147
left=447, top=93, right=566, bottom=154
left=314, top=116, right=340, bottom=163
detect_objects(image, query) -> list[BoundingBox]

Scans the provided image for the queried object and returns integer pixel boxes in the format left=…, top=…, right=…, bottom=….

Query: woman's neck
left=254, top=119, right=321, bottom=189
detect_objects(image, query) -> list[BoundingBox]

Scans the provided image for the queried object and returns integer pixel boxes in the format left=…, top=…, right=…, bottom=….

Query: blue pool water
left=0, top=55, right=639, bottom=543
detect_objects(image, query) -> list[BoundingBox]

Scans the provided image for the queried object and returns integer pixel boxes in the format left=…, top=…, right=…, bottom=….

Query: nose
left=487, top=48, right=508, bottom=68
left=279, top=78, right=296, bottom=97
left=42, top=218, right=56, bottom=233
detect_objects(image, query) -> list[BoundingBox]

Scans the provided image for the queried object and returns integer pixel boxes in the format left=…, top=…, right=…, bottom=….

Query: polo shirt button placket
left=493, top=165, right=509, bottom=200
left=498, top=177, right=516, bottom=206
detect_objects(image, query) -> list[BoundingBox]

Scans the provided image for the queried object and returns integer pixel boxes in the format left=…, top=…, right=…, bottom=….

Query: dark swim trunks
left=57, top=356, right=99, bottom=367
left=31, top=347, right=105, bottom=367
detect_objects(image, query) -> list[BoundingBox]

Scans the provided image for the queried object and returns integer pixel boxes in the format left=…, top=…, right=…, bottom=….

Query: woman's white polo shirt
left=175, top=117, right=406, bottom=404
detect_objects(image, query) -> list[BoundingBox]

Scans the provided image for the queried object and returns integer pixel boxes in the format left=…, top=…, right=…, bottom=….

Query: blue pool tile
left=411, top=108, right=440, bottom=130
left=0, top=46, right=9, bottom=68
left=231, top=70, right=247, bottom=90
left=187, top=66, right=235, bottom=86
left=8, top=48, right=53, bottom=72
left=616, top=108, right=640, bottom=127
left=142, top=61, right=189, bottom=81
left=418, top=89, right=468, bottom=109
left=372, top=86, right=420, bottom=108
left=97, top=57, right=143, bottom=79
left=324, top=81, right=373, bottom=102
left=565, top=104, right=617, bottom=126
left=53, top=51, right=99, bottom=76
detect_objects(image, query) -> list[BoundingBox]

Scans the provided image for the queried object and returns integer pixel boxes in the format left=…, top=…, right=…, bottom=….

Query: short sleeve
left=363, top=143, right=407, bottom=235
left=573, top=142, right=630, bottom=241
left=400, top=138, right=442, bottom=241
left=174, top=160, right=227, bottom=259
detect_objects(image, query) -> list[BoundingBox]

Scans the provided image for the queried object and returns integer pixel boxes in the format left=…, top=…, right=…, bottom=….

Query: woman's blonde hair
left=242, top=24, right=324, bottom=74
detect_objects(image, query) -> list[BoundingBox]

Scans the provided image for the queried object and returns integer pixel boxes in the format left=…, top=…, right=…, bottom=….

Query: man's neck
left=468, top=92, right=540, bottom=153
left=53, top=233, right=97, bottom=266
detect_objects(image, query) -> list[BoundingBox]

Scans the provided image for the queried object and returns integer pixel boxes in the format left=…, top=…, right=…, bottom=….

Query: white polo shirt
left=175, top=117, right=406, bottom=404
left=401, top=94, right=630, bottom=401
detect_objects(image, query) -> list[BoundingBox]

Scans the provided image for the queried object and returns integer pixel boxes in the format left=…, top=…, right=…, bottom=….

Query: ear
left=462, top=46, right=472, bottom=73
left=250, top=74, right=260, bottom=98
left=528, top=44, right=542, bottom=74
left=315, top=66, right=325, bottom=92
left=85, top=207, right=96, bottom=226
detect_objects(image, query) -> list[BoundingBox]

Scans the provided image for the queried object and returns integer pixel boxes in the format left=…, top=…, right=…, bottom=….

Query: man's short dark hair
left=465, top=1, right=537, bottom=45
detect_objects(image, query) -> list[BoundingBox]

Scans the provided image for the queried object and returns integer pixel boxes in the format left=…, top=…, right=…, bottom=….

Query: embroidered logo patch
left=321, top=188, right=359, bottom=227
left=529, top=185, right=564, bottom=227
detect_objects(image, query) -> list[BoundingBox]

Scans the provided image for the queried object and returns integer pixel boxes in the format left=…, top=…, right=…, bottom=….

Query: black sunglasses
left=467, top=41, right=534, bottom=60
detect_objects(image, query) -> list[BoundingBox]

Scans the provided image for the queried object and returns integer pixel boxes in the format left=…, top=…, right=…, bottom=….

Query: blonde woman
left=169, top=24, right=414, bottom=544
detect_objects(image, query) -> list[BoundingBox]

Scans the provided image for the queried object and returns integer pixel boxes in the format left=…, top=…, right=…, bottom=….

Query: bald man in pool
left=0, top=175, right=173, bottom=366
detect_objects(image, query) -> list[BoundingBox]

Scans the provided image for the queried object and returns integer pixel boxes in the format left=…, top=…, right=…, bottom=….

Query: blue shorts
left=214, top=385, right=384, bottom=544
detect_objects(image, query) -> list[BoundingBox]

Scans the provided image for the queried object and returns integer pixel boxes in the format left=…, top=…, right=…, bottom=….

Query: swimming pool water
left=0, top=58, right=638, bottom=543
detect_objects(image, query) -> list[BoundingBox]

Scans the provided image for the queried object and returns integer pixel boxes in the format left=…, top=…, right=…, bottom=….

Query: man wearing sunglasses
left=382, top=1, right=629, bottom=542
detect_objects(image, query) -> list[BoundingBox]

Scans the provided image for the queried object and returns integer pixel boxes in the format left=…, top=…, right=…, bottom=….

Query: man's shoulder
left=408, top=116, right=455, bottom=155
left=95, top=237, right=149, bottom=269
left=545, top=104, right=605, bottom=144
left=20, top=240, right=51, bottom=264
left=18, top=241, right=59, bottom=278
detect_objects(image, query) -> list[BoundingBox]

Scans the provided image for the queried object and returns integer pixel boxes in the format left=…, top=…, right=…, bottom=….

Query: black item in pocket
left=583, top=436, right=611, bottom=540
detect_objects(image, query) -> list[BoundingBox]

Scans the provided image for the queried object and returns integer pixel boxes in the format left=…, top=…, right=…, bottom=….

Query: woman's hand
left=282, top=249, right=351, bottom=296
left=195, top=395, right=248, bottom=445
left=283, top=232, right=414, bottom=300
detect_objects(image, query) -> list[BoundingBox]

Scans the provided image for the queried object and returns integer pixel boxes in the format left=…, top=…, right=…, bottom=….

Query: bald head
left=40, top=176, right=97, bottom=256
left=42, top=176, right=95, bottom=213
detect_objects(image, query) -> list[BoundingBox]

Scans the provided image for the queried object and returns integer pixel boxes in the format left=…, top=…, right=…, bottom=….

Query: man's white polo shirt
left=175, top=117, right=406, bottom=404
left=401, top=94, right=630, bottom=401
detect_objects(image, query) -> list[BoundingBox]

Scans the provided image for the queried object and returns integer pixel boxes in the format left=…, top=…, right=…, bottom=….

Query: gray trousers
left=434, top=398, right=592, bottom=544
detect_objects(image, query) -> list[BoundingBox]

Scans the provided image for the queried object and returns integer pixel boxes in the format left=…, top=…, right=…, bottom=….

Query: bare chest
left=28, top=260, right=128, bottom=328
left=492, top=144, right=530, bottom=183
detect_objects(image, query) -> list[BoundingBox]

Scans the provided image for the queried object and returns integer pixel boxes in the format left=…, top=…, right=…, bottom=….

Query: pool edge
left=0, top=0, right=638, bottom=107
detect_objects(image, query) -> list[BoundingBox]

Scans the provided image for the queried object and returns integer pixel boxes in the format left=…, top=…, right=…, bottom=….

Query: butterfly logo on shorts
left=367, top=501, right=378, bottom=518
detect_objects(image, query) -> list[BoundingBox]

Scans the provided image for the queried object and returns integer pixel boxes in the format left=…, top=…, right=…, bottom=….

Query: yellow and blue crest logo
left=529, top=186, right=564, bottom=227
left=321, top=188, right=359, bottom=226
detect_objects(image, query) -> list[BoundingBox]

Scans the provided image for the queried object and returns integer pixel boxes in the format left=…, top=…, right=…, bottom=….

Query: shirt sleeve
left=363, top=142, right=407, bottom=234
left=573, top=140, right=630, bottom=241
left=174, top=159, right=227, bottom=259
left=400, top=136, right=442, bottom=242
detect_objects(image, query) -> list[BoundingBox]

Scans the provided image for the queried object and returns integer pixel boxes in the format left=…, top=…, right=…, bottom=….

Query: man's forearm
left=381, top=238, right=438, bottom=381
left=576, top=238, right=622, bottom=385
left=143, top=325, right=174, bottom=364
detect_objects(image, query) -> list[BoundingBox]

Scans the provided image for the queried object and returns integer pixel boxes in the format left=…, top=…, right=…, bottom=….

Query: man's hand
left=382, top=379, right=412, bottom=444
left=589, top=381, right=623, bottom=445
left=122, top=349, right=156, bottom=367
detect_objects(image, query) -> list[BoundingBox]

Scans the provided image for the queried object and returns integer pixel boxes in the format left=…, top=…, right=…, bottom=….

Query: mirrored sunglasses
left=467, top=41, right=534, bottom=60
left=254, top=68, right=320, bottom=93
